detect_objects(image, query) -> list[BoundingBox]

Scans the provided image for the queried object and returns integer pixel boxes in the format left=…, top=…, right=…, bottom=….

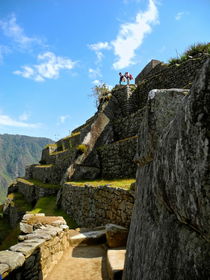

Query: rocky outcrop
left=1, top=213, right=69, bottom=280
left=123, top=59, right=210, bottom=279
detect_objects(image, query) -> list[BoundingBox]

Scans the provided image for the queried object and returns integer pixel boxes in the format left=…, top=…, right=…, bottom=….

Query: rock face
left=123, top=59, right=210, bottom=279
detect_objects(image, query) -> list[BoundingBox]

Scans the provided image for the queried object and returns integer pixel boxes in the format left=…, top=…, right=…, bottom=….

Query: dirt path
left=45, top=245, right=109, bottom=280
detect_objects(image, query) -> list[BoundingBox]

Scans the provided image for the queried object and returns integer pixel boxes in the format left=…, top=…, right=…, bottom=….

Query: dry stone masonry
left=57, top=184, right=134, bottom=228
left=1, top=53, right=210, bottom=279
left=123, top=58, right=210, bottom=280
left=0, top=214, right=70, bottom=280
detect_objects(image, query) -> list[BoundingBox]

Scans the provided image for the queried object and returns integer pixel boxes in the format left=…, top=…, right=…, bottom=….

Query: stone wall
left=123, top=59, right=210, bottom=279
left=98, top=137, right=138, bottom=179
left=8, top=178, right=60, bottom=205
left=58, top=184, right=134, bottom=228
left=0, top=214, right=70, bottom=280
left=135, top=59, right=162, bottom=84
left=130, top=54, right=210, bottom=112
left=113, top=108, right=145, bottom=140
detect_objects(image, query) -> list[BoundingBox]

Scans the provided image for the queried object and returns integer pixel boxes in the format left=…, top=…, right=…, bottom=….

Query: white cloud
left=0, top=45, right=10, bottom=63
left=58, top=115, right=70, bottom=124
left=92, top=80, right=101, bottom=85
left=19, top=112, right=30, bottom=121
left=0, top=114, right=40, bottom=128
left=89, top=42, right=111, bottom=52
left=88, top=41, right=111, bottom=63
left=14, top=51, right=76, bottom=82
left=88, top=67, right=102, bottom=79
left=0, top=14, right=44, bottom=49
left=112, top=0, right=159, bottom=69
left=175, top=12, right=187, bottom=21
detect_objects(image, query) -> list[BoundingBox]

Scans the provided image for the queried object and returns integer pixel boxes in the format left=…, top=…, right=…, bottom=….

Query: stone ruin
left=1, top=53, right=210, bottom=279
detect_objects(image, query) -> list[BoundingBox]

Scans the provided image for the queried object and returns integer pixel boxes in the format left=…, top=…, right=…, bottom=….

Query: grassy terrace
left=66, top=179, right=135, bottom=190
left=17, top=178, right=60, bottom=189
left=35, top=164, right=53, bottom=168
left=29, top=196, right=78, bottom=228
left=7, top=192, right=32, bottom=212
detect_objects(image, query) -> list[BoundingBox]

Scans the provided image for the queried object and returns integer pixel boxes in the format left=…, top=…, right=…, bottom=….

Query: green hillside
left=0, top=134, right=53, bottom=204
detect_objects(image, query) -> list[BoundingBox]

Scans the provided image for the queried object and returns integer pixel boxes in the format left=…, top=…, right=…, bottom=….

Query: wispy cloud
left=88, top=67, right=102, bottom=79
left=57, top=115, right=70, bottom=125
left=112, top=0, right=159, bottom=69
left=175, top=11, right=188, bottom=21
left=0, top=45, right=10, bottom=63
left=19, top=112, right=30, bottom=121
left=14, top=52, right=76, bottom=82
left=0, top=114, right=40, bottom=128
left=88, top=42, right=111, bottom=63
left=92, top=79, right=101, bottom=86
left=0, top=14, right=44, bottom=49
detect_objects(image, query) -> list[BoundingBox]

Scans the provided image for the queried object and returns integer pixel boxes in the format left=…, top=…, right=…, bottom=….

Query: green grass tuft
left=66, top=178, right=135, bottom=190
left=17, top=177, right=60, bottom=190
left=28, top=196, right=78, bottom=228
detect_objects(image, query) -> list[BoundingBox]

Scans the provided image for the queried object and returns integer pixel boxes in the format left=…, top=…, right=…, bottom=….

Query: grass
left=0, top=193, right=30, bottom=250
left=62, top=131, right=81, bottom=140
left=17, top=177, right=60, bottom=190
left=66, top=179, right=135, bottom=190
left=168, top=42, right=210, bottom=65
left=44, top=143, right=57, bottom=149
left=28, top=196, right=78, bottom=229
left=50, top=149, right=68, bottom=155
left=7, top=192, right=32, bottom=212
left=76, top=144, right=88, bottom=153
left=35, top=164, right=53, bottom=168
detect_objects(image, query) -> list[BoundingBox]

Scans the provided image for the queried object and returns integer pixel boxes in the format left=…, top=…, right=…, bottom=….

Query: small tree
left=91, top=83, right=110, bottom=107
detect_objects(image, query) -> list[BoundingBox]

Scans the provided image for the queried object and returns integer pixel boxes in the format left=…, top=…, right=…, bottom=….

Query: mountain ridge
left=0, top=133, right=53, bottom=204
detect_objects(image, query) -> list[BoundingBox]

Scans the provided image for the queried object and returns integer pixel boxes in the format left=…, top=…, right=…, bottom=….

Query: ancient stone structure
left=123, top=58, right=210, bottom=279
left=1, top=53, right=210, bottom=279
left=57, top=183, right=134, bottom=228
left=0, top=214, right=70, bottom=280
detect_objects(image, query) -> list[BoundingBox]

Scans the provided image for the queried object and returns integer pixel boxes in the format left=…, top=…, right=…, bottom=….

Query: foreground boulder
left=123, top=59, right=210, bottom=279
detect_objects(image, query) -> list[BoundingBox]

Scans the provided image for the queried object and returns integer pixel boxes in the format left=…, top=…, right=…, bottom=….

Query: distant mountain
left=0, top=134, right=53, bottom=204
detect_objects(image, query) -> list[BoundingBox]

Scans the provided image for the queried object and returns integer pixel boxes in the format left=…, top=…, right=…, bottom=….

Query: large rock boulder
left=123, top=58, right=210, bottom=279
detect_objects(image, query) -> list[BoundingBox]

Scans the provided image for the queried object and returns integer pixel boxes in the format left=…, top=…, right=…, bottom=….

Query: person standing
left=119, top=72, right=125, bottom=85
left=125, top=72, right=130, bottom=85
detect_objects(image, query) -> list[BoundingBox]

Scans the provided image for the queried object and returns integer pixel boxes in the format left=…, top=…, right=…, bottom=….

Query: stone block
left=0, top=250, right=25, bottom=270
left=105, top=224, right=128, bottom=248
left=107, top=249, right=126, bottom=280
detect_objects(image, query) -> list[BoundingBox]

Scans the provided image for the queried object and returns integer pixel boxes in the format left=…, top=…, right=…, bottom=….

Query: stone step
left=107, top=249, right=126, bottom=280
left=69, top=229, right=106, bottom=247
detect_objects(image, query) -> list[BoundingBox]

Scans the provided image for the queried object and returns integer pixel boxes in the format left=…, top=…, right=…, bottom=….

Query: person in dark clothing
left=119, top=72, right=125, bottom=85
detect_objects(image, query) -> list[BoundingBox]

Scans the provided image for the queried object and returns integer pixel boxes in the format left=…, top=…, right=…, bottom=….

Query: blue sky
left=0, top=0, right=209, bottom=140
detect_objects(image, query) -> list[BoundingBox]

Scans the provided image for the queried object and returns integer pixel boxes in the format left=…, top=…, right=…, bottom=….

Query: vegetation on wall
left=168, top=42, right=210, bottom=65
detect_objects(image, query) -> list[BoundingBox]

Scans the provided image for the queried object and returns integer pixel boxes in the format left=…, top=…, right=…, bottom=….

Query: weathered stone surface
left=2, top=214, right=71, bottom=280
left=0, top=263, right=9, bottom=278
left=123, top=59, right=210, bottom=279
left=70, top=230, right=106, bottom=246
left=58, top=184, right=134, bottom=228
left=20, top=222, right=33, bottom=233
left=107, top=249, right=126, bottom=280
left=135, top=88, right=189, bottom=166
left=0, top=250, right=25, bottom=270
left=10, top=240, right=44, bottom=257
left=106, top=224, right=128, bottom=248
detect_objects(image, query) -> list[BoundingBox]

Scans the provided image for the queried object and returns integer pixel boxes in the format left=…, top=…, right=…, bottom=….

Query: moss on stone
left=29, top=196, right=78, bottom=228
left=17, top=177, right=60, bottom=190
left=66, top=179, right=135, bottom=190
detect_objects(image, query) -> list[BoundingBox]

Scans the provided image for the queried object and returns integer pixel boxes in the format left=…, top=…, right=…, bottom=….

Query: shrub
left=184, top=42, right=210, bottom=57
left=91, top=83, right=111, bottom=107
left=168, top=42, right=210, bottom=65
left=76, top=144, right=88, bottom=154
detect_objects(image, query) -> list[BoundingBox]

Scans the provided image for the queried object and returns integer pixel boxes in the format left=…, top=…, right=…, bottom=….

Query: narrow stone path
left=45, top=245, right=109, bottom=280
